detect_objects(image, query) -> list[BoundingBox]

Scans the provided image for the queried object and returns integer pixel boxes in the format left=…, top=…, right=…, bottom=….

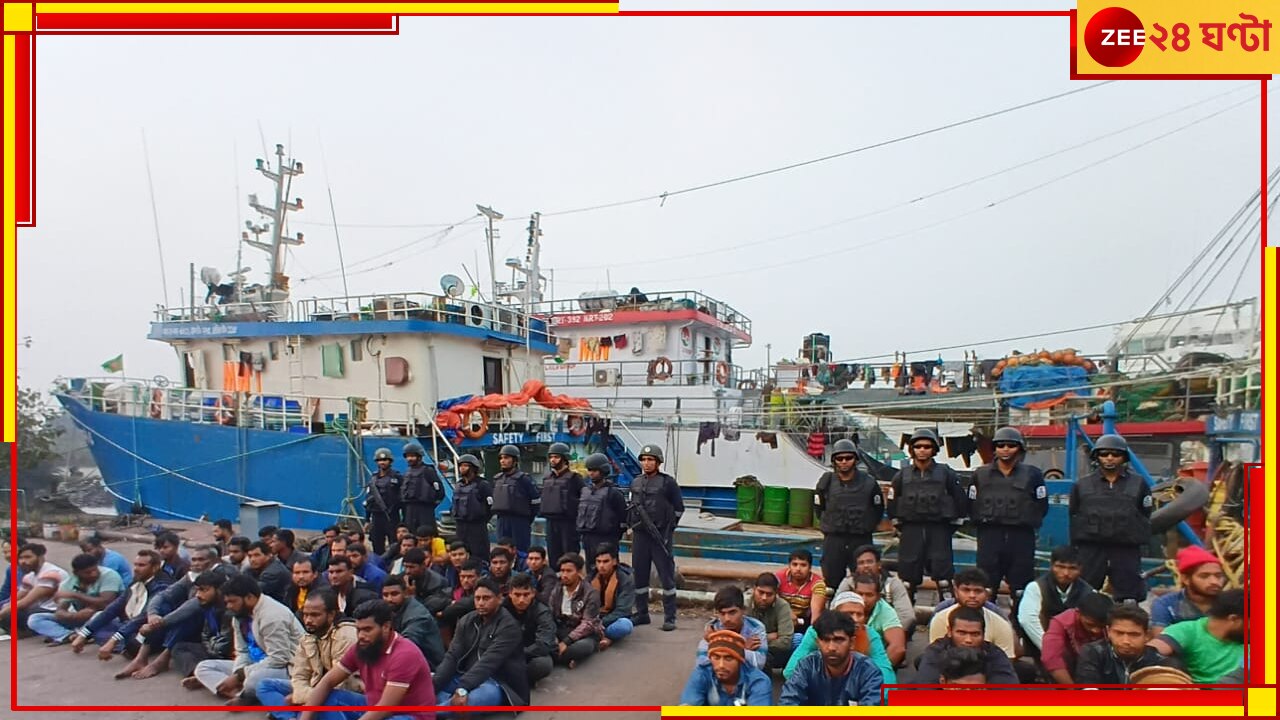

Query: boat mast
left=245, top=143, right=305, bottom=302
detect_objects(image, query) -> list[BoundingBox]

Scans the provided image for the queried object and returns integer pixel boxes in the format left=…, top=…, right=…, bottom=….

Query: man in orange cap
left=1149, top=546, right=1225, bottom=635
left=678, top=629, right=773, bottom=706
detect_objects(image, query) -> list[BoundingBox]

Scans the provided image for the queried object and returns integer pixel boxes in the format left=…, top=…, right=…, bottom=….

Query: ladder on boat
left=287, top=335, right=304, bottom=395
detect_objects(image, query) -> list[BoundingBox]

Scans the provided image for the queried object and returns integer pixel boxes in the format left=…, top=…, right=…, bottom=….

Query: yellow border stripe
left=3, top=35, right=15, bottom=444
left=1266, top=246, right=1276, bottom=685
left=662, top=706, right=1243, bottom=717
left=35, top=3, right=618, bottom=14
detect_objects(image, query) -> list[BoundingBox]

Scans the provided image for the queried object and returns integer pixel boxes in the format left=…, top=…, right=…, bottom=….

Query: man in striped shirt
left=775, top=549, right=827, bottom=647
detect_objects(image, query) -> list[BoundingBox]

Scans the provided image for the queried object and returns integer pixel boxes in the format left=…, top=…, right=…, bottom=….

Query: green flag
left=101, top=354, right=123, bottom=373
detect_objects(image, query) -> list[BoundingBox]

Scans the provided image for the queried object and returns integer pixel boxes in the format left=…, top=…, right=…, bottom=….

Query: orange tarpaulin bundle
left=435, top=379, right=595, bottom=428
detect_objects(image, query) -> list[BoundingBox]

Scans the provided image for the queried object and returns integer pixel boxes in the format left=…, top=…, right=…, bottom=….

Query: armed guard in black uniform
left=577, top=453, right=627, bottom=558
left=629, top=444, right=683, bottom=631
left=540, top=442, right=585, bottom=563
left=970, top=426, right=1048, bottom=603
left=451, top=453, right=493, bottom=559
left=400, top=442, right=444, bottom=538
left=814, top=438, right=884, bottom=586
left=1069, top=434, right=1152, bottom=603
left=492, top=445, right=539, bottom=551
left=365, top=447, right=403, bottom=555
left=888, top=428, right=967, bottom=602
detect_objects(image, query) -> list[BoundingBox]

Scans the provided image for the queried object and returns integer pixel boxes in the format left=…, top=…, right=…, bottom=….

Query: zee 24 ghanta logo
left=1083, top=6, right=1272, bottom=67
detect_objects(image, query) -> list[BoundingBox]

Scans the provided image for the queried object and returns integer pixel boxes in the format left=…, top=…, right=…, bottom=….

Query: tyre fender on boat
left=1150, top=476, right=1211, bottom=534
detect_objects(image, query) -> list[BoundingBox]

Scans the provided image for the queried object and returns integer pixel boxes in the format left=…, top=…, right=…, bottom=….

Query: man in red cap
left=1149, top=546, right=1225, bottom=635
left=678, top=629, right=773, bottom=706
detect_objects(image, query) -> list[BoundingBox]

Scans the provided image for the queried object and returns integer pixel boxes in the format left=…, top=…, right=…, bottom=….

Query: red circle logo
left=1083, top=7, right=1145, bottom=67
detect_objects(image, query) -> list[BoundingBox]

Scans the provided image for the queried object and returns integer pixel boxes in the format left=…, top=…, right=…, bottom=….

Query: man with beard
left=914, top=606, right=1017, bottom=685
left=434, top=578, right=528, bottom=708
left=1016, top=545, right=1093, bottom=657
left=0, top=543, right=68, bottom=638
left=1150, top=546, right=1226, bottom=634
left=539, top=442, right=585, bottom=562
left=226, top=537, right=252, bottom=572
left=1150, top=588, right=1245, bottom=684
left=212, top=520, right=235, bottom=558
left=257, top=590, right=362, bottom=718
left=79, top=533, right=134, bottom=586
left=779, top=611, right=884, bottom=706
left=836, top=545, right=915, bottom=634
left=1041, top=592, right=1115, bottom=684
left=26, top=553, right=123, bottom=644
left=927, top=568, right=1014, bottom=660
left=783, top=592, right=896, bottom=684
left=488, top=547, right=515, bottom=596
left=399, top=442, right=445, bottom=540
left=347, top=543, right=388, bottom=592
left=547, top=553, right=601, bottom=669
left=271, top=530, right=310, bottom=572
left=450, top=455, right=493, bottom=560
left=325, top=556, right=378, bottom=619
left=576, top=453, right=627, bottom=562
left=969, top=427, right=1048, bottom=606
left=284, top=558, right=329, bottom=620
left=167, top=570, right=234, bottom=684
left=246, top=541, right=291, bottom=604
left=70, top=548, right=171, bottom=656
left=491, top=445, right=539, bottom=552
left=193, top=573, right=304, bottom=705
left=525, top=546, right=558, bottom=603
left=298, top=599, right=436, bottom=720
left=504, top=573, right=557, bottom=687
left=400, top=548, right=452, bottom=616
left=381, top=574, right=445, bottom=668
left=679, top=630, right=773, bottom=706
left=1069, top=434, right=1153, bottom=604
left=590, top=544, right=635, bottom=650
left=1075, top=605, right=1171, bottom=685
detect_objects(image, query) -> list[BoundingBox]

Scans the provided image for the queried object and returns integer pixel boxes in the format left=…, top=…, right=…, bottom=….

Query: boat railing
left=154, top=300, right=293, bottom=324
left=296, top=293, right=550, bottom=342
left=531, top=289, right=752, bottom=341
left=543, top=358, right=749, bottom=389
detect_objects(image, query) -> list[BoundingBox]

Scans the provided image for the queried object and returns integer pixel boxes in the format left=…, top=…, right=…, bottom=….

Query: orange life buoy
left=648, top=356, right=673, bottom=381
left=566, top=413, right=588, bottom=437
left=149, top=389, right=164, bottom=419
left=460, top=409, right=489, bottom=439
left=715, top=361, right=729, bottom=385
left=215, top=394, right=236, bottom=426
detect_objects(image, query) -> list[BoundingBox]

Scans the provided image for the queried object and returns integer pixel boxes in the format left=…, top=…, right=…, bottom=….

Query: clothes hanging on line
left=697, top=422, right=721, bottom=455
left=755, top=432, right=778, bottom=449
left=944, top=434, right=979, bottom=468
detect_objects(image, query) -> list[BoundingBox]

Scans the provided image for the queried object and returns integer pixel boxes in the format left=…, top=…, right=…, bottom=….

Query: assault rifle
left=625, top=499, right=673, bottom=560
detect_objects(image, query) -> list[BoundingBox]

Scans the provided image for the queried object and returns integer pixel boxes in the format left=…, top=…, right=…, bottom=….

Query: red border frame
left=4, top=4, right=1270, bottom=715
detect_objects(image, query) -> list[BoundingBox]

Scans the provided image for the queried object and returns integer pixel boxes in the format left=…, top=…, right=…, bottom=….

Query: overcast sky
left=17, top=11, right=1276, bottom=390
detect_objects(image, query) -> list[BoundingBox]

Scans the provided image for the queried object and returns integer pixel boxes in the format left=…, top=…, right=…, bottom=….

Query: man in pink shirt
left=298, top=599, right=435, bottom=720
left=1040, top=592, right=1113, bottom=684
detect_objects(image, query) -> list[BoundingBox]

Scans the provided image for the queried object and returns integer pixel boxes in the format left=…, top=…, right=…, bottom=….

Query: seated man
left=779, top=611, right=884, bottom=706
left=488, top=547, right=516, bottom=596
left=27, top=553, right=123, bottom=644
left=679, top=630, right=773, bottom=706
left=69, top=548, right=171, bottom=656
left=496, top=537, right=530, bottom=573
left=308, top=526, right=342, bottom=574
left=697, top=585, right=768, bottom=670
left=438, top=558, right=483, bottom=636
left=589, top=543, right=635, bottom=650
left=914, top=606, right=1017, bottom=685
left=1149, top=588, right=1245, bottom=684
left=939, top=646, right=990, bottom=686
left=295, top=599, right=436, bottom=720
left=379, top=524, right=413, bottom=568
left=347, top=543, right=388, bottom=591
left=79, top=533, right=134, bottom=586
left=400, top=548, right=451, bottom=616
left=414, top=525, right=448, bottom=570
left=0, top=543, right=68, bottom=636
left=381, top=574, right=445, bottom=668
left=440, top=541, right=470, bottom=591
left=212, top=519, right=235, bottom=558
left=325, top=556, right=378, bottom=619
left=747, top=572, right=795, bottom=670
left=837, top=544, right=915, bottom=632
left=271, top=530, right=309, bottom=571
left=160, top=569, right=235, bottom=684
left=1016, top=545, right=1092, bottom=656
left=504, top=572, right=558, bottom=687
left=386, top=536, right=418, bottom=577
left=192, top=573, right=305, bottom=705
left=154, top=532, right=191, bottom=582
left=784, top=592, right=896, bottom=683
left=1150, top=547, right=1225, bottom=634
left=1041, top=591, right=1114, bottom=684
left=927, top=567, right=1015, bottom=659
left=850, top=573, right=908, bottom=666
left=1075, top=605, right=1171, bottom=685
left=246, top=541, right=291, bottom=604
left=434, top=578, right=529, bottom=708
left=526, top=546, right=558, bottom=604
left=256, top=590, right=362, bottom=719
left=284, top=557, right=329, bottom=620
left=548, top=553, right=601, bottom=669
left=226, top=536, right=253, bottom=572
left=775, top=549, right=828, bottom=643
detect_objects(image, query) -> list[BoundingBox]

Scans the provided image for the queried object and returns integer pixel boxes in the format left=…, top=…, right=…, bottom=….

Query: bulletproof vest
left=577, top=483, right=611, bottom=532
left=972, top=462, right=1042, bottom=528
left=541, top=469, right=580, bottom=518
left=367, top=471, right=401, bottom=510
left=401, top=464, right=439, bottom=505
left=895, top=463, right=958, bottom=522
left=492, top=471, right=532, bottom=516
left=452, top=478, right=486, bottom=522
left=819, top=471, right=879, bottom=535
left=631, top=472, right=676, bottom=528
left=1035, top=573, right=1090, bottom=631
left=1071, top=471, right=1151, bottom=545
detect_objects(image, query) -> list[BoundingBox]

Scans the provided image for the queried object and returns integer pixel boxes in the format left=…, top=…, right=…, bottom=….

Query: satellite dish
left=200, top=267, right=222, bottom=286
left=441, top=274, right=464, bottom=298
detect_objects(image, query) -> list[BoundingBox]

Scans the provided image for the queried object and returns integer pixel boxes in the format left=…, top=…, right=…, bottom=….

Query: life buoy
left=460, top=409, right=489, bottom=440
left=566, top=413, right=588, bottom=437
left=215, top=394, right=236, bottom=426
left=737, top=379, right=757, bottom=390
left=715, top=361, right=729, bottom=385
left=149, top=389, right=164, bottom=419
left=648, top=356, right=673, bottom=381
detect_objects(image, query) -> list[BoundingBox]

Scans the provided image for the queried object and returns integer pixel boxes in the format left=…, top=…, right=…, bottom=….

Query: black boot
left=634, top=588, right=652, bottom=625
left=661, top=591, right=678, bottom=631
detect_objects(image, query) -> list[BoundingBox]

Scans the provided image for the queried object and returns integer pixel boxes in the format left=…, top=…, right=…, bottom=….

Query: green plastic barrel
left=762, top=486, right=790, bottom=526
left=736, top=485, right=762, bottom=522
left=788, top=488, right=814, bottom=527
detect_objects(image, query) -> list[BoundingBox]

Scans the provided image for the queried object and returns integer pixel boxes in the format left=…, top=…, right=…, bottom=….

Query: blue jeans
left=435, top=677, right=506, bottom=707
left=792, top=632, right=803, bottom=649
left=257, top=683, right=418, bottom=720
left=605, top=617, right=634, bottom=641
left=27, top=613, right=74, bottom=642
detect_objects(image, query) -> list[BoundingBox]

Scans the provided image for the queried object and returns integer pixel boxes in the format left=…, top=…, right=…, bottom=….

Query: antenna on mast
left=141, top=129, right=171, bottom=306
left=243, top=143, right=305, bottom=303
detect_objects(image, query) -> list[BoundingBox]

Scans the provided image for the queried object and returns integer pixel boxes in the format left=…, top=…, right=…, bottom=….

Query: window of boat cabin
left=350, top=339, right=363, bottom=362
left=483, top=357, right=504, bottom=395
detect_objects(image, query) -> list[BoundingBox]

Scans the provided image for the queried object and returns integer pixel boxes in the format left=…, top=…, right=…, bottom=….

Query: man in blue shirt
left=696, top=586, right=769, bottom=669
left=680, top=629, right=772, bottom=706
left=346, top=543, right=387, bottom=591
left=1150, top=546, right=1224, bottom=634
left=780, top=611, right=883, bottom=706
left=80, top=534, right=133, bottom=586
